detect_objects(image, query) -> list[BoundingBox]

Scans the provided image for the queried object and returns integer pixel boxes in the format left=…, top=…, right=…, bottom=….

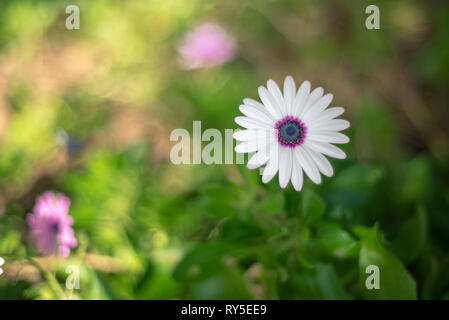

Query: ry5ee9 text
left=225, top=304, right=267, bottom=315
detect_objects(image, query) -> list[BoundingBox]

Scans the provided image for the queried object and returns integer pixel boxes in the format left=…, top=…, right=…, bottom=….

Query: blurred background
left=0, top=0, right=449, bottom=300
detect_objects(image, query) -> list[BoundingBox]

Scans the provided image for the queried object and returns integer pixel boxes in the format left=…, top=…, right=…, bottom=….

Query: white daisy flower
left=233, top=76, right=350, bottom=191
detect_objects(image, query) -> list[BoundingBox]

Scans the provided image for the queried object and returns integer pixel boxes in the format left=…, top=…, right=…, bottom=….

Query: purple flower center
left=275, top=116, right=307, bottom=148
left=50, top=221, right=59, bottom=233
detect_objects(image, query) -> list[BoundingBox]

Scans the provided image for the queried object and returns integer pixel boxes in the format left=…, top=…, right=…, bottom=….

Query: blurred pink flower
left=178, top=23, right=237, bottom=69
left=27, top=191, right=77, bottom=257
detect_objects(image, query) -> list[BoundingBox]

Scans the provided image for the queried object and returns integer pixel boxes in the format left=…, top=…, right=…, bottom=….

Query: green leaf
left=392, top=206, right=427, bottom=263
left=294, top=263, right=351, bottom=299
left=202, top=184, right=236, bottom=216
left=190, top=268, right=253, bottom=299
left=173, top=242, right=248, bottom=283
left=315, top=223, right=359, bottom=259
left=203, top=184, right=235, bottom=206
left=397, top=157, right=431, bottom=203
left=332, top=164, right=384, bottom=190
left=422, top=255, right=449, bottom=299
left=328, top=165, right=384, bottom=210
left=358, top=226, right=417, bottom=299
left=254, top=191, right=284, bottom=214
left=354, top=99, right=398, bottom=162
left=302, top=189, right=325, bottom=225
left=219, top=217, right=265, bottom=243
left=284, top=187, right=301, bottom=217
left=135, top=261, right=181, bottom=299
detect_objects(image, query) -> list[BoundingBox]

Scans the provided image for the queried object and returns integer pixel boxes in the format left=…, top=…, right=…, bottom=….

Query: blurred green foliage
left=1, top=0, right=449, bottom=300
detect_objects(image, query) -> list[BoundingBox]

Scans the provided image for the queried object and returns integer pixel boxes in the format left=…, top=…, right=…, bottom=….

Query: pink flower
left=27, top=191, right=77, bottom=257
left=178, top=23, right=237, bottom=69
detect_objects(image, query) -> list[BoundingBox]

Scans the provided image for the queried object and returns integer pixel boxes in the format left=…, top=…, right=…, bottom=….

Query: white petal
left=243, top=98, right=265, bottom=109
left=232, top=129, right=253, bottom=141
left=311, top=119, right=350, bottom=132
left=307, top=131, right=350, bottom=144
left=239, top=105, right=274, bottom=126
left=267, top=79, right=287, bottom=117
left=299, top=87, right=324, bottom=118
left=292, top=80, right=310, bottom=117
left=283, top=76, right=296, bottom=115
left=307, top=107, right=345, bottom=125
left=278, top=147, right=292, bottom=189
left=304, top=146, right=334, bottom=177
left=235, top=142, right=261, bottom=153
left=247, top=143, right=273, bottom=169
left=235, top=116, right=271, bottom=130
left=232, top=129, right=273, bottom=142
left=302, top=93, right=333, bottom=122
left=291, top=162, right=303, bottom=191
left=294, top=146, right=321, bottom=184
left=304, top=140, right=346, bottom=159
left=262, top=143, right=279, bottom=183
left=243, top=98, right=275, bottom=121
left=234, top=131, right=273, bottom=153
left=258, top=86, right=282, bottom=120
